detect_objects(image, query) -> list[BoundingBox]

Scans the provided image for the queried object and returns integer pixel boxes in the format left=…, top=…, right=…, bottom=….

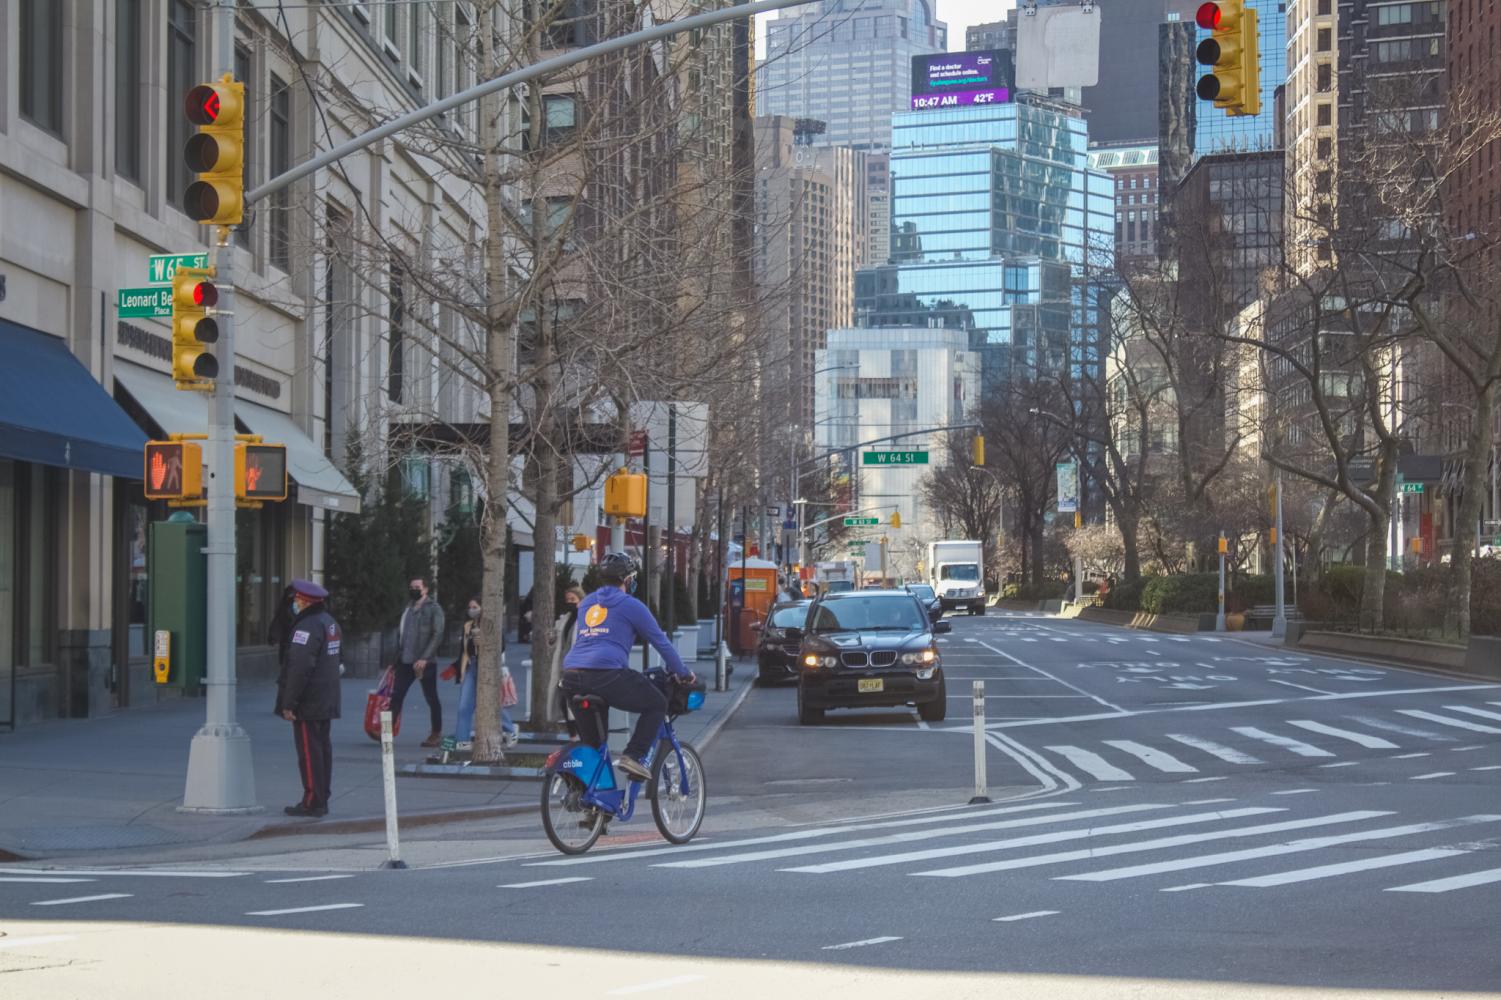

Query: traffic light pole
left=182, top=0, right=257, bottom=814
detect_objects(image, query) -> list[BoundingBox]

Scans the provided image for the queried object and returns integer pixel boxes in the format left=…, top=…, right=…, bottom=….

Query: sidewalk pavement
left=0, top=648, right=755, bottom=860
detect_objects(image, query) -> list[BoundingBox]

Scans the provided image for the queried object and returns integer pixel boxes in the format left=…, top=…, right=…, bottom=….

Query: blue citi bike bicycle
left=541, top=669, right=708, bottom=855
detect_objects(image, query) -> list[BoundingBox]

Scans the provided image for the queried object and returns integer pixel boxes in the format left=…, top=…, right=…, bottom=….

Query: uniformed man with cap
left=275, top=579, right=342, bottom=817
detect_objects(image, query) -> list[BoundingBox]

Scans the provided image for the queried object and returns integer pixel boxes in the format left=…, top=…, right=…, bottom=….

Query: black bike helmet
left=598, top=552, right=639, bottom=583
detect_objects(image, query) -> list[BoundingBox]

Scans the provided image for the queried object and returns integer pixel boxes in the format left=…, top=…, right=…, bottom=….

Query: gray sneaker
left=615, top=754, right=651, bottom=782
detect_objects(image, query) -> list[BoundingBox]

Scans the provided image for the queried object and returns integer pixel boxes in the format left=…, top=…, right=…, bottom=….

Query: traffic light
left=171, top=265, right=219, bottom=389
left=604, top=470, right=647, bottom=518
left=889, top=511, right=902, bottom=529
left=235, top=442, right=288, bottom=502
left=184, top=74, right=245, bottom=225
left=1195, top=1, right=1260, bottom=117
left=971, top=435, right=985, bottom=467
left=571, top=534, right=592, bottom=552
left=143, top=441, right=204, bottom=501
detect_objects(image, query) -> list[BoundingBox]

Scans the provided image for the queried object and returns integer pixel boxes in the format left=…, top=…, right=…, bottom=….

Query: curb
left=247, top=801, right=537, bottom=840
left=692, top=664, right=757, bottom=752
left=1225, top=634, right=1499, bottom=685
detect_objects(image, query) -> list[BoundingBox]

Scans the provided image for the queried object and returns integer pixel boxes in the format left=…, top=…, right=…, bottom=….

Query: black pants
left=293, top=719, right=332, bottom=809
left=560, top=668, right=666, bottom=763
left=390, top=661, right=442, bottom=734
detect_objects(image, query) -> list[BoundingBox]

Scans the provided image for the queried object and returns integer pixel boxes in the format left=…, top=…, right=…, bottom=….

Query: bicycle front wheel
left=541, top=773, right=605, bottom=855
left=650, top=740, right=706, bottom=844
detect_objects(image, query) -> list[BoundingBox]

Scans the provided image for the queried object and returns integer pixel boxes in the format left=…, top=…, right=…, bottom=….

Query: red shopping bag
left=363, top=666, right=401, bottom=742
left=501, top=668, right=519, bottom=708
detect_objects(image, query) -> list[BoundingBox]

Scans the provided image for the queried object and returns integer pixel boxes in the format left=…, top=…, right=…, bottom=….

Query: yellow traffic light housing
left=1195, top=1, right=1260, bottom=117
left=184, top=74, right=245, bottom=226
left=604, top=470, right=647, bottom=518
left=571, top=533, right=592, bottom=552
left=171, top=265, right=219, bottom=390
left=889, top=511, right=902, bottom=529
left=143, top=440, right=204, bottom=502
left=971, top=435, right=985, bottom=467
left=236, top=441, right=288, bottom=503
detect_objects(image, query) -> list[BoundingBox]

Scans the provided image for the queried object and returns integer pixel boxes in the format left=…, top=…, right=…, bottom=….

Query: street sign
left=1401, top=482, right=1424, bottom=494
left=1057, top=461, right=1079, bottom=514
left=118, top=286, right=173, bottom=318
left=766, top=505, right=781, bottom=517
left=844, top=516, right=880, bottom=526
left=147, top=252, right=210, bottom=284
left=862, top=450, right=929, bottom=466
left=782, top=519, right=797, bottom=530
left=628, top=429, right=647, bottom=459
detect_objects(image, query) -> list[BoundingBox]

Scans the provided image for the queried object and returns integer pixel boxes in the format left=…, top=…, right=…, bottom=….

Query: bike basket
left=667, top=678, right=707, bottom=714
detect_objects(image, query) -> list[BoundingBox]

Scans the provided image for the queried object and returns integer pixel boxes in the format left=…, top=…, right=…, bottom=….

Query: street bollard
left=716, top=640, right=729, bottom=692
left=379, top=710, right=407, bottom=870
left=970, top=680, right=991, bottom=804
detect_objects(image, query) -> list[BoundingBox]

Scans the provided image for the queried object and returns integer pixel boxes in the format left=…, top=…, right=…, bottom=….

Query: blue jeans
left=454, top=668, right=516, bottom=742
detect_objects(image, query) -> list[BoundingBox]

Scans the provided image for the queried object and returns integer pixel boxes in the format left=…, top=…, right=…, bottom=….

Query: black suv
left=791, top=590, right=951, bottom=725
left=754, top=600, right=812, bottom=684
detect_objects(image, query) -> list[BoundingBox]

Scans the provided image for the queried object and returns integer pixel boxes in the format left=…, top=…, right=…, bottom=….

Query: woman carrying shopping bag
left=448, top=596, right=519, bottom=752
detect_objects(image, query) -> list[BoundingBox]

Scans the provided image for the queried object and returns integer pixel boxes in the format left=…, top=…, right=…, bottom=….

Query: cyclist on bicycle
left=561, top=552, right=694, bottom=781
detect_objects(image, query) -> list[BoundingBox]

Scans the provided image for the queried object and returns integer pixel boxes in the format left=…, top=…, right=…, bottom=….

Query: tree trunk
left=1119, top=512, right=1142, bottom=582
left=1445, top=380, right=1497, bottom=638
left=1358, top=451, right=1397, bottom=633
left=528, top=443, right=561, bottom=729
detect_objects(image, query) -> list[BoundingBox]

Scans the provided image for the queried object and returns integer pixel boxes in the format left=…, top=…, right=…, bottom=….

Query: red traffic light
left=1196, top=2, right=1221, bottom=29
left=185, top=84, right=221, bottom=125
left=192, top=281, right=218, bottom=307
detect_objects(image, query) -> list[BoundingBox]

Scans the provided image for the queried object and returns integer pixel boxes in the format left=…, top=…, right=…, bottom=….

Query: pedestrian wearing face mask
left=275, top=579, right=342, bottom=817
left=389, top=575, right=447, bottom=747
left=449, top=596, right=519, bottom=751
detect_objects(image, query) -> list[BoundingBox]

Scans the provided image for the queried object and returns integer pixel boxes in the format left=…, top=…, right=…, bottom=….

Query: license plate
left=857, top=678, right=884, bottom=693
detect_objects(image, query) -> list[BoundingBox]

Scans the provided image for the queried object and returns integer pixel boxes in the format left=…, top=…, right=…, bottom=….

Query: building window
left=388, top=264, right=406, bottom=404
left=116, top=0, right=144, bottom=180
left=270, top=75, right=292, bottom=271
left=544, top=94, right=577, bottom=143
left=1317, top=103, right=1332, bottom=126
left=409, top=2, right=424, bottom=76
left=19, top=0, right=65, bottom=135
left=1316, top=170, right=1332, bottom=193
left=400, top=456, right=430, bottom=500
left=1317, top=28, right=1331, bottom=51
left=233, top=45, right=253, bottom=248
left=1317, top=136, right=1332, bottom=159
left=385, top=0, right=399, bottom=49
left=1318, top=0, right=1331, bottom=13
left=1317, top=63, right=1332, bottom=91
left=166, top=0, right=197, bottom=208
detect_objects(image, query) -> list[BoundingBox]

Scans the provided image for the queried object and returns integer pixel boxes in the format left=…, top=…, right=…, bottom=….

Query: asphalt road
left=3, top=612, right=1499, bottom=999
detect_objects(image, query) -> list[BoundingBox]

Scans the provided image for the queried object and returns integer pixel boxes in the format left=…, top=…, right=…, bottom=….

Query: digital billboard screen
left=910, top=49, right=1013, bottom=110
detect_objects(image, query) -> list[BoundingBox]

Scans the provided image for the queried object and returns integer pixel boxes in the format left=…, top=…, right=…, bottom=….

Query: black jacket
left=275, top=604, right=343, bottom=720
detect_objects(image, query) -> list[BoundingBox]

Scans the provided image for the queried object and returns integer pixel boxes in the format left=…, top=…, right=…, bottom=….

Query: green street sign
left=1401, top=482, right=1424, bottom=494
left=843, top=516, right=880, bottom=526
left=147, top=253, right=209, bottom=284
left=117, top=286, right=172, bottom=318
left=862, top=450, right=929, bottom=466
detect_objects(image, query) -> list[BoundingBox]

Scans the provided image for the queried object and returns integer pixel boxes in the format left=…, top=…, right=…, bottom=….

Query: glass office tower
left=857, top=97, right=1115, bottom=386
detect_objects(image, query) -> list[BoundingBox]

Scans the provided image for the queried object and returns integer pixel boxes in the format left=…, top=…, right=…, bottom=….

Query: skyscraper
left=757, top=0, right=948, bottom=153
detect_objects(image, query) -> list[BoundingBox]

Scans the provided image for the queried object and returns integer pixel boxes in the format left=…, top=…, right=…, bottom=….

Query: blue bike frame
left=550, top=721, right=692, bottom=822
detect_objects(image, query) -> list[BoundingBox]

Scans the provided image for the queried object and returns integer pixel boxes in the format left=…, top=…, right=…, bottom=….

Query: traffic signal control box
left=143, top=441, right=204, bottom=501
left=148, top=518, right=207, bottom=692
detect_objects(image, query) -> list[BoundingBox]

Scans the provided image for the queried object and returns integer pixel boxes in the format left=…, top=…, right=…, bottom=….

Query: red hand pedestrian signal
left=143, top=441, right=203, bottom=501
left=235, top=442, right=287, bottom=502
left=150, top=451, right=167, bottom=492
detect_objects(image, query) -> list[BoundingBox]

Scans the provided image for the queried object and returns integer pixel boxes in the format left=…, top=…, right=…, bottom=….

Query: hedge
left=1140, top=573, right=1220, bottom=614
left=1002, top=581, right=1070, bottom=601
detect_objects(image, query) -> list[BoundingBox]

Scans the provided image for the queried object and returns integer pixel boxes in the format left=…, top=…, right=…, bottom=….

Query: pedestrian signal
left=144, top=441, right=204, bottom=501
left=236, top=442, right=287, bottom=502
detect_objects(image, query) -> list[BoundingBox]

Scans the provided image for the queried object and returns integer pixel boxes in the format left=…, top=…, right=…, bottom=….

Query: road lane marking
left=1320, top=761, right=1360, bottom=768
left=994, top=910, right=1059, bottom=922
left=911, top=810, right=1386, bottom=878
left=1441, top=705, right=1501, bottom=723
left=1285, top=720, right=1397, bottom=749
left=1045, top=745, right=1134, bottom=781
left=1182, top=776, right=1229, bottom=783
left=1058, top=815, right=1501, bottom=882
left=977, top=641, right=1125, bottom=713
left=1450, top=745, right=1485, bottom=751
left=1397, top=709, right=1501, bottom=734
left=822, top=936, right=902, bottom=950
left=1346, top=715, right=1455, bottom=741
left=0, top=877, right=94, bottom=883
left=0, top=868, right=248, bottom=878
left=1182, top=798, right=1236, bottom=805
left=1270, top=679, right=1336, bottom=695
left=1471, top=765, right=1501, bottom=771
left=246, top=903, right=365, bottom=916
left=1231, top=726, right=1335, bottom=758
left=1160, top=883, right=1210, bottom=892
left=1166, top=733, right=1263, bottom=764
left=1216, top=848, right=1467, bottom=887
left=1270, top=789, right=1317, bottom=795
left=606, top=976, right=708, bottom=995
left=1103, top=740, right=1197, bottom=773
left=31, top=893, right=133, bottom=906
left=264, top=875, right=355, bottom=884
left=658, top=804, right=1169, bottom=870
left=1388, top=867, right=1501, bottom=893
left=780, top=807, right=1282, bottom=875
left=499, top=877, right=594, bottom=888
left=0, top=935, right=76, bottom=950
left=1392, top=752, right=1431, bottom=759
left=1410, top=772, right=1455, bottom=780
left=529, top=801, right=1079, bottom=867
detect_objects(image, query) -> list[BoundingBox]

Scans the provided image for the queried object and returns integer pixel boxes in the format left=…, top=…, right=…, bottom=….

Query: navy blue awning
left=0, top=319, right=149, bottom=479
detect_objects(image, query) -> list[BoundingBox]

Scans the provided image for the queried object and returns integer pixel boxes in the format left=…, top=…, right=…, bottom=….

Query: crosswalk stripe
left=1165, top=733, right=1263, bottom=764
left=1387, top=866, right=1501, bottom=893
left=911, top=810, right=1389, bottom=879
left=529, top=801, right=1074, bottom=867
left=780, top=807, right=1282, bottom=875
left=1103, top=740, right=1197, bottom=773
left=1346, top=715, right=1455, bottom=741
left=31, top=893, right=133, bottom=906
left=656, top=803, right=1171, bottom=870
left=1285, top=720, right=1398, bottom=749
left=1059, top=814, right=1501, bottom=882
left=1397, top=709, right=1501, bottom=734
left=1216, top=848, right=1467, bottom=887
left=1441, top=705, right=1501, bottom=723
left=1045, top=745, right=1135, bottom=781
left=1231, top=726, right=1335, bottom=758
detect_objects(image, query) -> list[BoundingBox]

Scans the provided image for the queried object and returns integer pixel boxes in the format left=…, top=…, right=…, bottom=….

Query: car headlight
left=802, top=653, right=838, bottom=668
left=900, top=649, right=938, bottom=665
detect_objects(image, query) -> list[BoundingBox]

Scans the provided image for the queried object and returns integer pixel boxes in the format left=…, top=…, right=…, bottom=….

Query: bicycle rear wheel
left=650, top=740, right=706, bottom=844
left=541, top=772, right=605, bottom=855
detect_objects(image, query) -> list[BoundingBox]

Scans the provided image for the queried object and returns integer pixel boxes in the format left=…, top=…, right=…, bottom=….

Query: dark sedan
left=905, top=583, right=942, bottom=621
left=753, top=600, right=812, bottom=684
left=791, top=590, right=951, bottom=724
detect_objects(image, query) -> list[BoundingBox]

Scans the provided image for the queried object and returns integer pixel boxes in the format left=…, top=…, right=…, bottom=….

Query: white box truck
left=927, top=540, right=985, bottom=615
